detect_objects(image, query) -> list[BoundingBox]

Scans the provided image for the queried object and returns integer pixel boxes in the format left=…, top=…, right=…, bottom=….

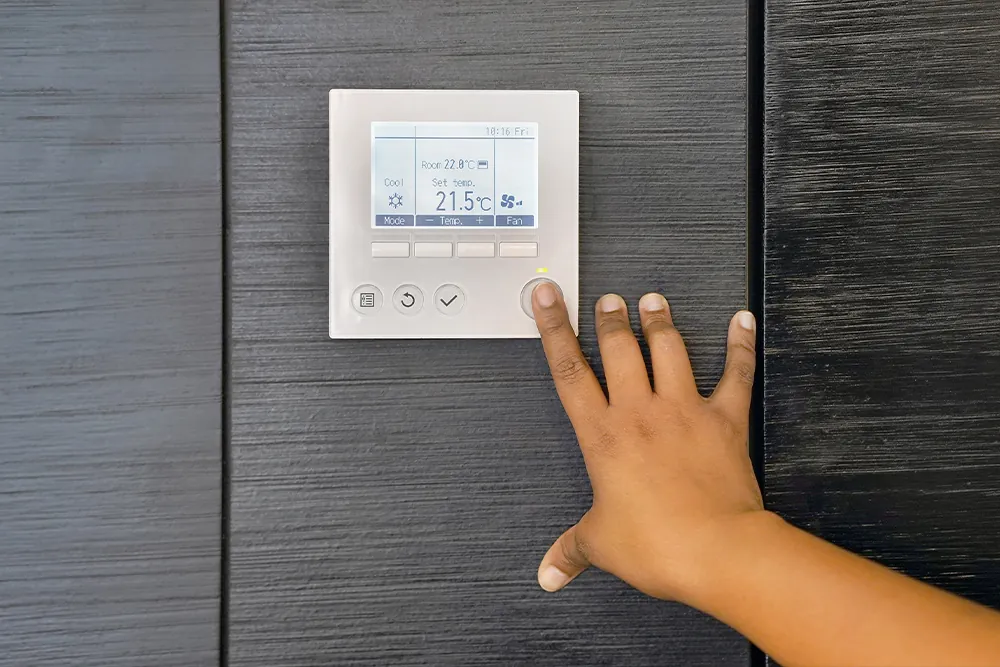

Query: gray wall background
left=4, top=0, right=1000, bottom=665
left=225, top=1, right=747, bottom=665
left=0, top=2, right=222, bottom=665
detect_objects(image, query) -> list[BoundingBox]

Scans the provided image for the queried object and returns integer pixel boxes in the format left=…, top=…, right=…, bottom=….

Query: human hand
left=532, top=283, right=765, bottom=604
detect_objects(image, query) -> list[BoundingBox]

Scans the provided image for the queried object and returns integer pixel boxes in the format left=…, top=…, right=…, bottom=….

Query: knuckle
left=647, top=322, right=685, bottom=349
left=560, top=531, right=587, bottom=566
left=628, top=409, right=657, bottom=440
left=641, top=312, right=674, bottom=332
left=553, top=353, right=591, bottom=385
left=597, top=315, right=632, bottom=337
left=584, top=424, right=618, bottom=457
left=572, top=527, right=594, bottom=562
left=656, top=396, right=697, bottom=432
left=730, top=359, right=756, bottom=386
left=539, top=315, right=569, bottom=337
left=635, top=418, right=656, bottom=441
left=715, top=410, right=746, bottom=440
left=599, top=323, right=637, bottom=352
left=675, top=408, right=697, bottom=433
left=726, top=339, right=757, bottom=387
left=731, top=334, right=756, bottom=357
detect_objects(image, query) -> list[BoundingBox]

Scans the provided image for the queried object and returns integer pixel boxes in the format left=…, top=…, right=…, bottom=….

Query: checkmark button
left=433, top=284, right=466, bottom=315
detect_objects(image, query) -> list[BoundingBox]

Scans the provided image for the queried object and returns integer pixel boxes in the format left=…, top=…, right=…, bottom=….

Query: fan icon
left=388, top=193, right=403, bottom=209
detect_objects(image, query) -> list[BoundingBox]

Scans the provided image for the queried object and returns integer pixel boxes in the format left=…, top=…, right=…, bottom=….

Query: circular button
left=520, top=278, right=561, bottom=319
left=392, top=284, right=424, bottom=315
left=351, top=284, right=383, bottom=315
left=434, top=284, right=466, bottom=315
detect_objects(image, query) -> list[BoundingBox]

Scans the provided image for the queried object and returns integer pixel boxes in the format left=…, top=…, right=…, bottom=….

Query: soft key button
left=414, top=242, right=453, bottom=258
left=499, top=242, right=538, bottom=258
left=456, top=242, right=495, bottom=258
left=371, top=241, right=410, bottom=258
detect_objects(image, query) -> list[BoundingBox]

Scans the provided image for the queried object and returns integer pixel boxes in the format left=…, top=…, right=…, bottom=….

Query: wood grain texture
left=0, top=2, right=222, bottom=665
left=226, top=0, right=747, bottom=664
left=764, top=0, right=1000, bottom=633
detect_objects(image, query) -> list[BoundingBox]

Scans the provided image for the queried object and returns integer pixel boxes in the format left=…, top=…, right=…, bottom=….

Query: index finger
left=532, top=282, right=608, bottom=426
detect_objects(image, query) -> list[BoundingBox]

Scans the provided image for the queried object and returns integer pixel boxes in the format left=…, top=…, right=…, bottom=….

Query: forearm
left=689, top=511, right=1000, bottom=667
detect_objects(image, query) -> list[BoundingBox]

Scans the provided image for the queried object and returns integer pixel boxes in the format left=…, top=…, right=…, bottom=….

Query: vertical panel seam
left=219, top=0, right=231, bottom=664
left=747, top=0, right=767, bottom=664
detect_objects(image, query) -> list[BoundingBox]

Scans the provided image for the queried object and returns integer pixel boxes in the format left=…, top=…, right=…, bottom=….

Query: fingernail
left=538, top=565, right=571, bottom=592
left=737, top=311, right=755, bottom=331
left=638, top=293, right=667, bottom=312
left=534, top=282, right=558, bottom=308
left=598, top=294, right=625, bottom=313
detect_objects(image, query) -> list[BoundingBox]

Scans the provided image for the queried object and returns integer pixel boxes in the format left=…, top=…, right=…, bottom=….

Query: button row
left=352, top=283, right=466, bottom=316
left=371, top=241, right=537, bottom=259
left=374, top=215, right=536, bottom=228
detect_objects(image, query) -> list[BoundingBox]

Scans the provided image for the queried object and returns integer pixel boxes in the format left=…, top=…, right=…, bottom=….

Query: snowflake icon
left=388, top=192, right=403, bottom=209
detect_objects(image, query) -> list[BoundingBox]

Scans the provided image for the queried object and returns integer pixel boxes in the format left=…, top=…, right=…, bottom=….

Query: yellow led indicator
left=536, top=267, right=549, bottom=273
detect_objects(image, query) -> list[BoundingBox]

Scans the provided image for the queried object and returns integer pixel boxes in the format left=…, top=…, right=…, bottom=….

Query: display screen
left=371, top=122, right=538, bottom=228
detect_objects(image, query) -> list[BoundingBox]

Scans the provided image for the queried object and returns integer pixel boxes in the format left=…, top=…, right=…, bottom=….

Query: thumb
left=538, top=520, right=592, bottom=592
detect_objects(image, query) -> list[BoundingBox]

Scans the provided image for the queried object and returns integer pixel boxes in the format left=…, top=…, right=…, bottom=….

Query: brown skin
left=531, top=283, right=1000, bottom=667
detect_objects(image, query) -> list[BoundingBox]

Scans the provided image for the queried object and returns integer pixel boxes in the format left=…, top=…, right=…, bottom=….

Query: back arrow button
left=392, top=284, right=423, bottom=315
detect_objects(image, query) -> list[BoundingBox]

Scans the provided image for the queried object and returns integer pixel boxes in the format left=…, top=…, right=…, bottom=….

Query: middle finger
left=595, top=294, right=651, bottom=405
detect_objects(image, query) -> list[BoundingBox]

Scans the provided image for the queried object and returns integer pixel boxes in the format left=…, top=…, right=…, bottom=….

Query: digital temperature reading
left=371, top=122, right=538, bottom=228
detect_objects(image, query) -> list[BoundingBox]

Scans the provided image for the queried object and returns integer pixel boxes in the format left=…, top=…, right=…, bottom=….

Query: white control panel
left=329, top=89, right=579, bottom=339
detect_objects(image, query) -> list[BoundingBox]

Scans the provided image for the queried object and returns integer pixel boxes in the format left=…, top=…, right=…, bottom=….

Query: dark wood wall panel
left=226, top=1, right=747, bottom=664
left=0, top=2, right=222, bottom=665
left=764, top=0, right=1000, bottom=626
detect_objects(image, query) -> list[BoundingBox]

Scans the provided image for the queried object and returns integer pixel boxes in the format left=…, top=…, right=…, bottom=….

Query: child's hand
left=532, top=283, right=1000, bottom=666
left=532, top=283, right=764, bottom=602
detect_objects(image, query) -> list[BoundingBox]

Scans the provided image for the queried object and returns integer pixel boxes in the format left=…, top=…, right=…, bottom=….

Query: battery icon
left=477, top=160, right=489, bottom=169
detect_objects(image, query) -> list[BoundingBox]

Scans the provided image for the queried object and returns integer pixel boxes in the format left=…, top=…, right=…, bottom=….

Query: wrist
left=675, top=509, right=788, bottom=609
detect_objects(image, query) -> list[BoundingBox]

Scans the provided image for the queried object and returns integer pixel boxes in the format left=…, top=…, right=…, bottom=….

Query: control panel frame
left=329, top=89, right=579, bottom=339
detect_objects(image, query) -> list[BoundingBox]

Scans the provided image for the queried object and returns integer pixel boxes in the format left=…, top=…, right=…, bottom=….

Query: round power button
left=519, top=278, right=561, bottom=319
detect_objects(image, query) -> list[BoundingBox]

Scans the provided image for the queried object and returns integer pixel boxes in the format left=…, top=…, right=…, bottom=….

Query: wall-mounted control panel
left=329, top=89, right=578, bottom=339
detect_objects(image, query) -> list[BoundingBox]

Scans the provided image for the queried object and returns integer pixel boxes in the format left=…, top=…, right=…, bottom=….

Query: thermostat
left=329, top=89, right=579, bottom=339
